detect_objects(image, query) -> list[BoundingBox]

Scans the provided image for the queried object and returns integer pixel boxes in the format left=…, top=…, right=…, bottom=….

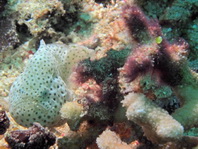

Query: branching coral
left=57, top=5, right=198, bottom=147
left=120, top=5, right=198, bottom=143
left=122, top=92, right=184, bottom=143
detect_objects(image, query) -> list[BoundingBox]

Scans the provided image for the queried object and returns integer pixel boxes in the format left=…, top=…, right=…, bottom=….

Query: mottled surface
left=9, top=41, right=92, bottom=127
left=5, top=123, right=56, bottom=149
left=0, top=18, right=19, bottom=52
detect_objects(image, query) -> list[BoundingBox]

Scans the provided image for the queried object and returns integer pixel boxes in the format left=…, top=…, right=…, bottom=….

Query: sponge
left=9, top=40, right=92, bottom=127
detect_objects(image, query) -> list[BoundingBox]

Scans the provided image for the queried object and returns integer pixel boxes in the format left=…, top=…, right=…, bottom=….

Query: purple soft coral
left=122, top=5, right=188, bottom=86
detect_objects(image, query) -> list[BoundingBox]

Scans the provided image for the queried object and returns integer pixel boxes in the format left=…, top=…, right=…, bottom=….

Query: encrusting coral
left=7, top=0, right=65, bottom=36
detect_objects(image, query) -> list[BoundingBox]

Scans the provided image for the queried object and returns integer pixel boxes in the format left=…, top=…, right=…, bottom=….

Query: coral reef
left=63, top=3, right=198, bottom=146
left=2, top=0, right=89, bottom=49
left=72, top=48, right=131, bottom=84
left=81, top=0, right=130, bottom=52
left=135, top=0, right=198, bottom=59
left=5, top=123, right=56, bottom=149
left=0, top=111, right=10, bottom=135
left=0, top=0, right=198, bottom=148
left=120, top=4, right=198, bottom=143
left=7, top=0, right=65, bottom=36
left=68, top=48, right=131, bottom=126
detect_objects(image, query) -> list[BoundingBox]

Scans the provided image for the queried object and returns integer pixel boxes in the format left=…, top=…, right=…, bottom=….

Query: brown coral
left=5, top=123, right=56, bottom=149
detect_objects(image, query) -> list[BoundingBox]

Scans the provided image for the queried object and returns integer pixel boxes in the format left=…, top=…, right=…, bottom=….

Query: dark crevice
left=15, top=21, right=32, bottom=43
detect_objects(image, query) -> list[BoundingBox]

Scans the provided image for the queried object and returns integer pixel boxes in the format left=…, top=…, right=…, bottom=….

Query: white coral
left=122, top=92, right=184, bottom=143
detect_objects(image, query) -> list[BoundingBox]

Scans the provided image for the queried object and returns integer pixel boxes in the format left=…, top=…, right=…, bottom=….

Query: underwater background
left=0, top=0, right=198, bottom=148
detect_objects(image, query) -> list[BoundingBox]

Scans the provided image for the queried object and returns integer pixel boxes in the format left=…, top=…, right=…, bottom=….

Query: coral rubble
left=5, top=123, right=56, bottom=149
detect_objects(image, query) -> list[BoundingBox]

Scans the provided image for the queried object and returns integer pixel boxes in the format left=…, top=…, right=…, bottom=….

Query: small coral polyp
left=9, top=40, right=92, bottom=127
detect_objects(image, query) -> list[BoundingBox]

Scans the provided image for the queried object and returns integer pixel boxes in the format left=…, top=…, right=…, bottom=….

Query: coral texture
left=96, top=129, right=131, bottom=149
left=10, top=0, right=65, bottom=36
left=136, top=0, right=198, bottom=59
left=5, top=123, right=56, bottom=149
left=120, top=5, right=198, bottom=143
left=60, top=101, right=84, bottom=130
left=59, top=4, right=198, bottom=146
left=1, top=0, right=198, bottom=148
left=122, top=93, right=184, bottom=143
left=0, top=18, right=19, bottom=52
